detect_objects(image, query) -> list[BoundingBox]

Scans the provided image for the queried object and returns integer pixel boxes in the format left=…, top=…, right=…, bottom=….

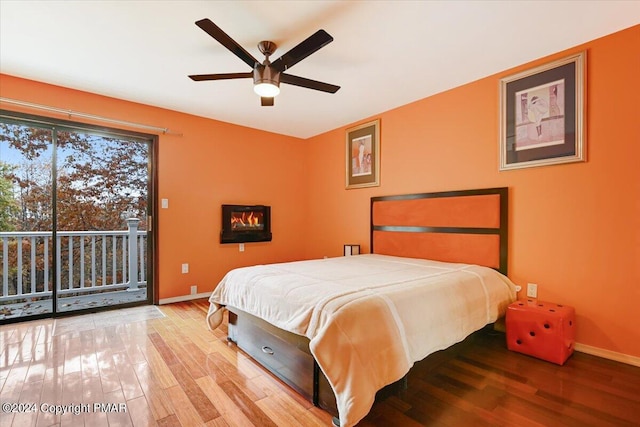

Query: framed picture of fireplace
left=499, top=51, right=586, bottom=170
left=346, top=119, right=380, bottom=189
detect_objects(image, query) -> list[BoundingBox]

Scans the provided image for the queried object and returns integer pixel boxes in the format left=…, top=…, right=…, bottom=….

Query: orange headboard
left=371, top=187, right=508, bottom=275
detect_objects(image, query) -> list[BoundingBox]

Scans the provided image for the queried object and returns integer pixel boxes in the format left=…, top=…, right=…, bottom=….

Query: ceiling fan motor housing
left=253, top=63, right=281, bottom=88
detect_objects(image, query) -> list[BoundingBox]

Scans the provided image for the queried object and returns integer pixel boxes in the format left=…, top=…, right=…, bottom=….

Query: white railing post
left=126, top=218, right=140, bottom=292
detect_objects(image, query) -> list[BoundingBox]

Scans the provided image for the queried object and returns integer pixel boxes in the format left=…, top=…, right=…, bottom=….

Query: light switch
left=161, top=199, right=169, bottom=209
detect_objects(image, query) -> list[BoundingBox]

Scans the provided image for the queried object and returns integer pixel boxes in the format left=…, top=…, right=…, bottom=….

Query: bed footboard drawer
left=228, top=309, right=315, bottom=401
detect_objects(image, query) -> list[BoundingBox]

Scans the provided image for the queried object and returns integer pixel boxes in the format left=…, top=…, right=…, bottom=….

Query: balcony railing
left=0, top=218, right=147, bottom=303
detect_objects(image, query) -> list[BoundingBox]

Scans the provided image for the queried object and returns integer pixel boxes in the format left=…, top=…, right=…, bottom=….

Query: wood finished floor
left=1, top=299, right=639, bottom=427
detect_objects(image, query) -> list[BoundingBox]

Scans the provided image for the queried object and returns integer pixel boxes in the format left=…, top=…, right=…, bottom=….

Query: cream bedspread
left=207, top=254, right=517, bottom=427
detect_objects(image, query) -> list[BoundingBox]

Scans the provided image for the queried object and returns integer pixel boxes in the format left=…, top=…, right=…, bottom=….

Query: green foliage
left=0, top=162, right=19, bottom=231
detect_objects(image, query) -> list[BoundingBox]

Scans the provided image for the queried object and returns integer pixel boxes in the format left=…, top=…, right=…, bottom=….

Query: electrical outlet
left=181, top=263, right=189, bottom=274
left=239, top=243, right=245, bottom=252
left=190, top=285, right=197, bottom=295
left=527, top=283, right=538, bottom=298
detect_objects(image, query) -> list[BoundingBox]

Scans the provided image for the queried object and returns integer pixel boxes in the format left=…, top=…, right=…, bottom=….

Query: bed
left=207, top=187, right=516, bottom=426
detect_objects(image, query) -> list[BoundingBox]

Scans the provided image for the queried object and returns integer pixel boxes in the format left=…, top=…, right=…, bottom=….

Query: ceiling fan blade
left=261, top=97, right=274, bottom=107
left=189, top=72, right=253, bottom=81
left=195, top=18, right=258, bottom=69
left=271, top=30, right=333, bottom=72
left=281, top=74, right=340, bottom=93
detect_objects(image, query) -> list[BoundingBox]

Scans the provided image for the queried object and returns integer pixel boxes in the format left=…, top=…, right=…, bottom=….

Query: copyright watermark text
left=2, top=402, right=127, bottom=415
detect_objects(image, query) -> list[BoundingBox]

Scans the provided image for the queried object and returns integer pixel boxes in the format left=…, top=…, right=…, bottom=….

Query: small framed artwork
left=499, top=51, right=586, bottom=171
left=346, top=119, right=380, bottom=189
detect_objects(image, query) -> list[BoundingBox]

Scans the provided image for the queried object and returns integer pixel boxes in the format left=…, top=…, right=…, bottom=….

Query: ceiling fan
left=188, top=18, right=340, bottom=106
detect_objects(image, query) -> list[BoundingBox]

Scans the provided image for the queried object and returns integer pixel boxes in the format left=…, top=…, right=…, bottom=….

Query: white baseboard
left=159, top=292, right=210, bottom=305
left=574, top=342, right=640, bottom=367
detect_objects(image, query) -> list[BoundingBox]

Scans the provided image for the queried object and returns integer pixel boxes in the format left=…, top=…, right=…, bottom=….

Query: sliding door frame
left=0, top=109, right=159, bottom=321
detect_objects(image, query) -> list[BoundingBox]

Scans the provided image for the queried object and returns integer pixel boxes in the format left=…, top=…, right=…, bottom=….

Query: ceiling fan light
left=254, top=82, right=280, bottom=97
left=253, top=64, right=280, bottom=97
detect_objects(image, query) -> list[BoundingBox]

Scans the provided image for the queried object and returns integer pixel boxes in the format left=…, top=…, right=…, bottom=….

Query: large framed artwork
left=500, top=51, right=586, bottom=171
left=345, top=119, right=380, bottom=189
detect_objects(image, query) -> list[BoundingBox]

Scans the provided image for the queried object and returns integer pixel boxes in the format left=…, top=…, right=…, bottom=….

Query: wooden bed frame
left=226, top=187, right=509, bottom=421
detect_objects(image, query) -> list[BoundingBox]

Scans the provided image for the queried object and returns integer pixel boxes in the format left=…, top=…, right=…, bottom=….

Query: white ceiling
left=1, top=1, right=639, bottom=139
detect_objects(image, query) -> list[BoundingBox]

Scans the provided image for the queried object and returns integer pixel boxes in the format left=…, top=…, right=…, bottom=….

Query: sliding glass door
left=0, top=112, right=154, bottom=321
left=0, top=122, right=54, bottom=318
left=54, top=128, right=151, bottom=314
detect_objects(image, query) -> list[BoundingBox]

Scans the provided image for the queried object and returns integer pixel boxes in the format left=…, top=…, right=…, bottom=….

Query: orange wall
left=304, top=25, right=640, bottom=358
left=0, top=74, right=308, bottom=301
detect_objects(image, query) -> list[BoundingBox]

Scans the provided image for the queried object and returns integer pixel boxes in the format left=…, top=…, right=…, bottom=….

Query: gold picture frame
left=345, top=119, right=380, bottom=189
left=500, top=51, right=586, bottom=171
